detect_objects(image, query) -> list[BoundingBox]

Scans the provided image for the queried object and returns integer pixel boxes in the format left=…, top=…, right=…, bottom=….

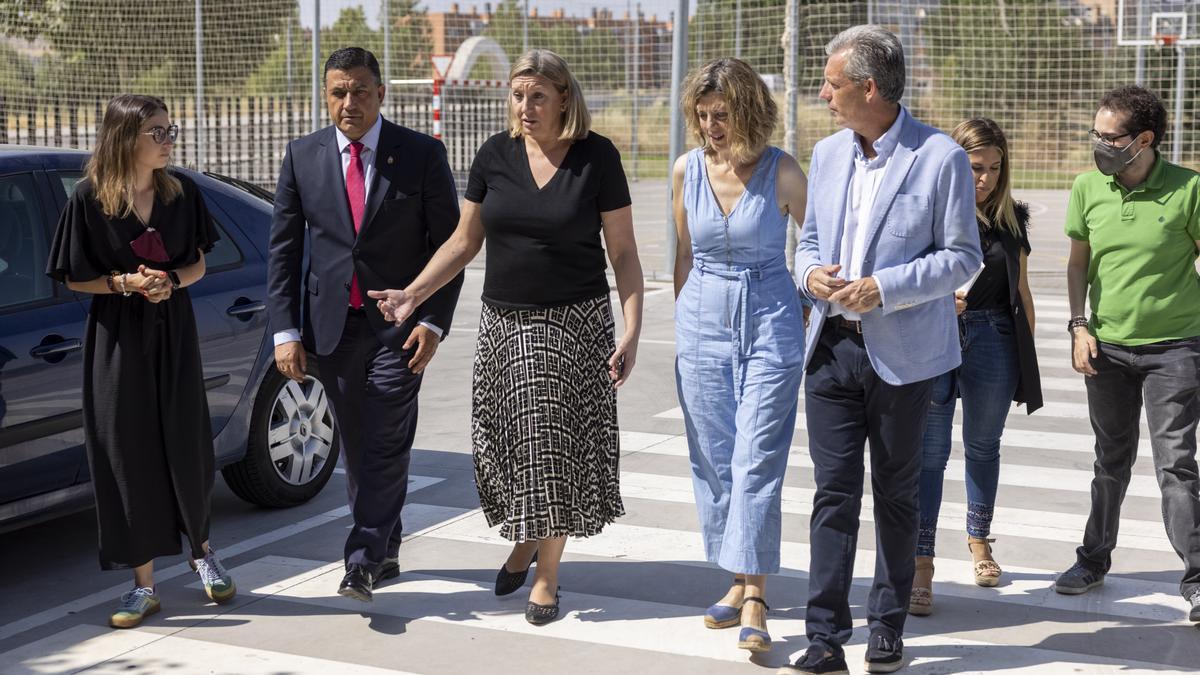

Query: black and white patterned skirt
left=472, top=295, right=625, bottom=541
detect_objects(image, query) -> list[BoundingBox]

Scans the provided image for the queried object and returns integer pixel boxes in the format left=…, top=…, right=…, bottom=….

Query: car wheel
left=222, top=361, right=340, bottom=507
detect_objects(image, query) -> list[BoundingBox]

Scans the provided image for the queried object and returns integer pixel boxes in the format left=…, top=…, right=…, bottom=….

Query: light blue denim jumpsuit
left=675, top=146, right=806, bottom=574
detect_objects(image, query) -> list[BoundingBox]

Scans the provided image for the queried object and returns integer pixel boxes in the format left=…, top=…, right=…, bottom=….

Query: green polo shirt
left=1064, top=154, right=1200, bottom=345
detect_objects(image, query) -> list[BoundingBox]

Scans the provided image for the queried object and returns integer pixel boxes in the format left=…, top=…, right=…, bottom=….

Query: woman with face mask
left=908, top=118, right=1042, bottom=617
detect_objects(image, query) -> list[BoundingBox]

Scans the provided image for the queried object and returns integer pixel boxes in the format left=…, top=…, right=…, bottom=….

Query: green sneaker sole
left=110, top=599, right=160, bottom=629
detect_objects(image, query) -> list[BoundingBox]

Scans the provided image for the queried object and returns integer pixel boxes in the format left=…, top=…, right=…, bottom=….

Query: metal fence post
left=784, top=0, right=799, bottom=274
left=632, top=3, right=640, bottom=181
left=666, top=0, right=688, bottom=277
left=1173, top=43, right=1185, bottom=164
left=195, top=0, right=206, bottom=171
left=383, top=0, right=391, bottom=88
left=312, top=0, right=322, bottom=133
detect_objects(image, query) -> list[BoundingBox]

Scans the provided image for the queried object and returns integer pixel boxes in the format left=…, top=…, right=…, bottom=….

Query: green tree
left=689, top=0, right=787, bottom=75
left=383, top=0, right=432, bottom=80
left=0, top=0, right=293, bottom=98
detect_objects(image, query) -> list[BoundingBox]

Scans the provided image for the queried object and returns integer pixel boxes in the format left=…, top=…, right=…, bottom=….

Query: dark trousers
left=317, top=311, right=422, bottom=574
left=804, top=322, right=935, bottom=651
left=1078, top=338, right=1200, bottom=599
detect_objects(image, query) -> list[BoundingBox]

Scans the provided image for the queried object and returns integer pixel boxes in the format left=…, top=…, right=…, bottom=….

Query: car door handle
left=226, top=300, right=267, bottom=317
left=30, top=338, right=83, bottom=359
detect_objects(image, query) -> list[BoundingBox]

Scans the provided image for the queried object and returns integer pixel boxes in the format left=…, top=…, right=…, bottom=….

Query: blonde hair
left=681, top=58, right=777, bottom=166
left=507, top=50, right=591, bottom=141
left=86, top=94, right=181, bottom=219
left=950, top=118, right=1021, bottom=239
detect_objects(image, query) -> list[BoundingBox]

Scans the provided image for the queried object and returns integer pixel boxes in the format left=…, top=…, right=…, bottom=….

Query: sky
left=298, top=0, right=684, bottom=29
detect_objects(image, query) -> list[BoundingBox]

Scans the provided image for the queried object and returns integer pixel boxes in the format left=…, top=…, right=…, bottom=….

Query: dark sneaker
left=864, top=631, right=904, bottom=673
left=1054, top=562, right=1105, bottom=595
left=1188, top=590, right=1200, bottom=623
left=776, top=644, right=849, bottom=675
left=110, top=587, right=160, bottom=629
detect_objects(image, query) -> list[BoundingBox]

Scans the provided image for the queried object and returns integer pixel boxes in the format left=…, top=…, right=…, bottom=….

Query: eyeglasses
left=141, top=125, right=179, bottom=145
left=1089, top=129, right=1136, bottom=145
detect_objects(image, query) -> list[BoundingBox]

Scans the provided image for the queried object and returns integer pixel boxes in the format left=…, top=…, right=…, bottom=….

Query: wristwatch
left=167, top=270, right=182, bottom=289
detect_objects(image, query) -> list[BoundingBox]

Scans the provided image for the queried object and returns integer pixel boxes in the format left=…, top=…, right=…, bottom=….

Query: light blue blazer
left=796, top=111, right=982, bottom=385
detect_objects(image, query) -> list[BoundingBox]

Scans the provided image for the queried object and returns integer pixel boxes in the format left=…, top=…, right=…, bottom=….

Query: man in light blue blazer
left=778, top=26, right=981, bottom=675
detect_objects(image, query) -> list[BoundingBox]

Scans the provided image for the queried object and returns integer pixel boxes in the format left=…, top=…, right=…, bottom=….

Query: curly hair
left=681, top=58, right=777, bottom=166
left=1098, top=85, right=1167, bottom=149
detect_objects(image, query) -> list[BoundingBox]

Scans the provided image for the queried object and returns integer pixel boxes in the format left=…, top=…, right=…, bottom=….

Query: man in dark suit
left=268, top=47, right=463, bottom=601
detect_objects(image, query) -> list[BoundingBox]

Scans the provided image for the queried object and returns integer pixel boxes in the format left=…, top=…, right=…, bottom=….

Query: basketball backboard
left=1118, top=0, right=1199, bottom=46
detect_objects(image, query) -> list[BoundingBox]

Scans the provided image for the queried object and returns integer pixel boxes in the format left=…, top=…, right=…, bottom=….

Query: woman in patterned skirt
left=369, top=49, right=644, bottom=625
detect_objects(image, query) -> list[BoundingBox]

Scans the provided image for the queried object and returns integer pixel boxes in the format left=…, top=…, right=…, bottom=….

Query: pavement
left=2, top=186, right=1199, bottom=674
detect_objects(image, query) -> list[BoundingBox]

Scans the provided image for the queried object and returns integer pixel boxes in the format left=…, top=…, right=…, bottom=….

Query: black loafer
left=495, top=551, right=538, bottom=596
left=338, top=564, right=376, bottom=602
left=864, top=630, right=904, bottom=673
left=379, top=556, right=400, bottom=581
left=776, top=644, right=849, bottom=674
left=525, top=586, right=561, bottom=626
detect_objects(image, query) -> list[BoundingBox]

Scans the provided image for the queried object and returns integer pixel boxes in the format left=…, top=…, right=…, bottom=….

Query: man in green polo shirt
left=1056, top=85, right=1200, bottom=623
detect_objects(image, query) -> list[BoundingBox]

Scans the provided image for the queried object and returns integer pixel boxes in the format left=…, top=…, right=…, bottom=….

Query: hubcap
left=267, top=375, right=335, bottom=486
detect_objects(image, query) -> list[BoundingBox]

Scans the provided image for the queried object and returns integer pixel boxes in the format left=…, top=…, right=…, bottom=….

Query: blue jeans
left=917, top=309, right=1019, bottom=557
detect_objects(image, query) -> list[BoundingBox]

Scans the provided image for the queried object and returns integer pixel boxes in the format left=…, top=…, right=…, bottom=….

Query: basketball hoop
left=1155, top=34, right=1179, bottom=48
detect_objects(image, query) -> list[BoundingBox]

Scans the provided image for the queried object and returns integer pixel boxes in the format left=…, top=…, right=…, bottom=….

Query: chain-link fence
left=2, top=1, right=1197, bottom=190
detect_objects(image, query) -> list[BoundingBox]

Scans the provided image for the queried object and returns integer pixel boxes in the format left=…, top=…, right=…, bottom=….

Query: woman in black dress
left=369, top=50, right=644, bottom=625
left=46, top=94, right=236, bottom=629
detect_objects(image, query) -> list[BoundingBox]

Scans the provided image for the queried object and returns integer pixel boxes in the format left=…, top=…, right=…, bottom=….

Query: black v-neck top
left=465, top=131, right=631, bottom=309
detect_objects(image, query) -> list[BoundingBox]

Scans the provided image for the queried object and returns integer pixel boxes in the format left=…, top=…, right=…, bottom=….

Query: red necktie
left=346, top=141, right=365, bottom=309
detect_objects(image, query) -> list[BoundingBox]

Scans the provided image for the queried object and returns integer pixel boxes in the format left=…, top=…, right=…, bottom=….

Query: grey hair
left=825, top=25, right=906, bottom=103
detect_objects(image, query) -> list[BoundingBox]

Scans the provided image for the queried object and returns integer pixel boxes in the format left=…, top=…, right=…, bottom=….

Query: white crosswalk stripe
left=5, top=245, right=1197, bottom=673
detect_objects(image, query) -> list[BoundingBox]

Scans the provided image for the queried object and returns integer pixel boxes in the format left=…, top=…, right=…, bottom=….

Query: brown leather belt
left=830, top=316, right=863, bottom=335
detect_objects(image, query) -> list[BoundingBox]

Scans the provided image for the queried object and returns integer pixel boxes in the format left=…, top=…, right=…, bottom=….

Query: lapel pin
left=387, top=155, right=394, bottom=165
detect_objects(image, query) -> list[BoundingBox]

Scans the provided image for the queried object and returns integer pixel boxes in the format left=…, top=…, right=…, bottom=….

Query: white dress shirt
left=274, top=116, right=442, bottom=347
left=805, top=108, right=906, bottom=320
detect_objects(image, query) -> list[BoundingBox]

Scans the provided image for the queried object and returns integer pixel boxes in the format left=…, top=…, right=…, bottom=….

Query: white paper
left=957, top=264, right=986, bottom=295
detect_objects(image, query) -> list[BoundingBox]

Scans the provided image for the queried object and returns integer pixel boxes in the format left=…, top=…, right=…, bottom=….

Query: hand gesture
left=608, top=335, right=638, bottom=388
left=1072, top=328, right=1099, bottom=377
left=367, top=288, right=418, bottom=327
left=124, top=266, right=172, bottom=302
left=274, top=341, right=307, bottom=383
left=806, top=264, right=847, bottom=301
left=404, top=324, right=440, bottom=374
left=954, top=290, right=967, bottom=316
left=828, top=276, right=882, bottom=314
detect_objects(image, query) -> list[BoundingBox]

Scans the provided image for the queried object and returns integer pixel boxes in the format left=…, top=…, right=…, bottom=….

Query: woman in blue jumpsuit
left=671, top=58, right=808, bottom=653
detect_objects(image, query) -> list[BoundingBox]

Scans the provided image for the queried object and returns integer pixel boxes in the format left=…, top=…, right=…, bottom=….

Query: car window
left=201, top=197, right=244, bottom=271
left=0, top=173, right=53, bottom=310
left=58, top=171, right=242, bottom=272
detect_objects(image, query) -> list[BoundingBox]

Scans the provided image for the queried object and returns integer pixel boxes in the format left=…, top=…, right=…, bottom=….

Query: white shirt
left=805, top=108, right=906, bottom=320
left=274, top=116, right=442, bottom=347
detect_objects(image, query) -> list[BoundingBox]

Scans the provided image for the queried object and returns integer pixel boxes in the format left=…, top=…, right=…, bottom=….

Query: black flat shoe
left=379, top=556, right=400, bottom=581
left=338, top=564, right=375, bottom=602
left=525, top=586, right=561, bottom=626
left=495, top=551, right=538, bottom=596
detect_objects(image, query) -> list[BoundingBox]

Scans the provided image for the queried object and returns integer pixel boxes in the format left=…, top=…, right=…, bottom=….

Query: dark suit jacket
left=268, top=119, right=464, bottom=356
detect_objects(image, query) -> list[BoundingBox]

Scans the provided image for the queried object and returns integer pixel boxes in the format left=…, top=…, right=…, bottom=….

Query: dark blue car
left=0, top=145, right=340, bottom=533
